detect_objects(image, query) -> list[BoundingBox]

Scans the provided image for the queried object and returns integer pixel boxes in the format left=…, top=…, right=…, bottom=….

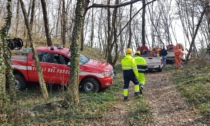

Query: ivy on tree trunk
left=65, top=0, right=85, bottom=106
left=0, top=0, right=14, bottom=114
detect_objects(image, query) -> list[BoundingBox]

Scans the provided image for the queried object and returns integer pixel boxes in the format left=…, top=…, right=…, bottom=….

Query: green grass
left=3, top=63, right=153, bottom=126
left=173, top=62, right=210, bottom=122
left=3, top=77, right=122, bottom=125
left=127, top=98, right=153, bottom=126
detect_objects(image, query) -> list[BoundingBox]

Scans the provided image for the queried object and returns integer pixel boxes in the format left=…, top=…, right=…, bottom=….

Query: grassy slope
left=172, top=58, right=210, bottom=123
left=2, top=46, right=152, bottom=125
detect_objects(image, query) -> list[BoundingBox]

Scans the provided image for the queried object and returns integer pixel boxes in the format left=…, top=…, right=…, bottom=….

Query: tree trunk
left=205, top=2, right=210, bottom=45
left=20, top=0, right=49, bottom=100
left=61, top=0, right=66, bottom=46
left=142, top=0, right=146, bottom=46
left=90, top=6, right=94, bottom=48
left=30, top=0, right=36, bottom=31
left=186, top=6, right=206, bottom=62
left=56, top=1, right=61, bottom=38
left=106, top=0, right=119, bottom=66
left=65, top=0, right=85, bottom=106
left=127, top=2, right=132, bottom=48
left=40, top=0, right=52, bottom=46
left=105, top=0, right=111, bottom=59
left=111, top=0, right=120, bottom=66
left=80, top=0, right=90, bottom=51
left=15, top=0, right=20, bottom=36
left=3, top=0, right=16, bottom=103
left=0, top=0, right=12, bottom=114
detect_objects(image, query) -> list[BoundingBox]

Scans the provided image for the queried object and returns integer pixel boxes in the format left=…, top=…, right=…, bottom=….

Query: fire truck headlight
left=102, top=71, right=110, bottom=77
left=102, top=71, right=115, bottom=77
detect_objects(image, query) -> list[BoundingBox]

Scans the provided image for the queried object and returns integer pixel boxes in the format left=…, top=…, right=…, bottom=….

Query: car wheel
left=81, top=78, right=99, bottom=93
left=14, top=74, right=26, bottom=90
left=157, top=66, right=162, bottom=72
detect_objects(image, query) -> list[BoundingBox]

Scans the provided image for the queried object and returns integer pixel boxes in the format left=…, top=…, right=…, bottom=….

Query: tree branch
left=87, top=0, right=141, bottom=10
left=117, top=0, right=157, bottom=38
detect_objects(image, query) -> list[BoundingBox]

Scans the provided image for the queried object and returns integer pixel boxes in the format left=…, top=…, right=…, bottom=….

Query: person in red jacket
left=173, top=44, right=184, bottom=69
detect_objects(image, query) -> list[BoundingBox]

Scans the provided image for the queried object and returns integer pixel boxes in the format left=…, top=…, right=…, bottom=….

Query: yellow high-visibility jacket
left=121, top=54, right=138, bottom=77
left=134, top=56, right=147, bottom=72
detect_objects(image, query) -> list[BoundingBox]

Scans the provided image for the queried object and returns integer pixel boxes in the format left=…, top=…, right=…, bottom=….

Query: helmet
left=126, top=48, right=132, bottom=54
left=135, top=51, right=141, bottom=55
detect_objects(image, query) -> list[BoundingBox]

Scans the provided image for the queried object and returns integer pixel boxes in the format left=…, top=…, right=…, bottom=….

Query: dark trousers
left=123, top=69, right=139, bottom=89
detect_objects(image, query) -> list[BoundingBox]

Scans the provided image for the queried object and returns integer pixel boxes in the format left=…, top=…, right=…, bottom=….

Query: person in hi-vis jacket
left=121, top=48, right=140, bottom=101
left=134, top=51, right=147, bottom=94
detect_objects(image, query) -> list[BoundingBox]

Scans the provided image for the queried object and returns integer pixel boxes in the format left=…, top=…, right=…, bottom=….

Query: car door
left=27, top=51, right=71, bottom=85
left=27, top=52, right=50, bottom=82
left=51, top=53, right=70, bottom=85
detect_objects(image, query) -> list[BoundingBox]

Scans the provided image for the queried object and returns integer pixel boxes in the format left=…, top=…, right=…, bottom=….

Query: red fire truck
left=11, top=46, right=114, bottom=93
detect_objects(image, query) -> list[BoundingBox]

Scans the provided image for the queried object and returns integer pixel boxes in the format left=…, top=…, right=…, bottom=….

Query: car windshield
left=80, top=54, right=89, bottom=64
left=68, top=52, right=89, bottom=64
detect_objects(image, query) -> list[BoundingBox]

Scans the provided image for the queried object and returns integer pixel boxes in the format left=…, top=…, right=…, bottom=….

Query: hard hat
left=135, top=51, right=141, bottom=55
left=126, top=48, right=132, bottom=54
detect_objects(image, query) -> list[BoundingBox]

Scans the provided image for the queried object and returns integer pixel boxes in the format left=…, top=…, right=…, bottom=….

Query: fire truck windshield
left=80, top=54, right=89, bottom=64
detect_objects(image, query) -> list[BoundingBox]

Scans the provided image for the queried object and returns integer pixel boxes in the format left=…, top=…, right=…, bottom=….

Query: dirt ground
left=88, top=71, right=208, bottom=126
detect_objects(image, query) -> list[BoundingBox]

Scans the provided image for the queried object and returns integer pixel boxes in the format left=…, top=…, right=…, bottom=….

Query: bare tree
left=186, top=5, right=206, bottom=61
left=19, top=0, right=49, bottom=100
left=40, top=0, right=52, bottom=46
left=90, top=2, right=94, bottom=48
left=61, top=0, right=67, bottom=46
left=105, top=0, right=111, bottom=59
left=127, top=2, right=133, bottom=48
left=30, top=0, right=36, bottom=31
left=55, top=1, right=61, bottom=38
left=142, top=0, right=146, bottom=46
left=15, top=0, right=20, bottom=36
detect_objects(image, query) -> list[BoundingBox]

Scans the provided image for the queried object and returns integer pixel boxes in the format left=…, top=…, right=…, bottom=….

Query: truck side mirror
left=67, top=62, right=71, bottom=66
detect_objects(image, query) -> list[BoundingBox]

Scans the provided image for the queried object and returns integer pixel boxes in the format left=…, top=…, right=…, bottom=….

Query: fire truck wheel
left=14, top=74, right=26, bottom=90
left=157, top=68, right=162, bottom=72
left=81, top=78, right=99, bottom=93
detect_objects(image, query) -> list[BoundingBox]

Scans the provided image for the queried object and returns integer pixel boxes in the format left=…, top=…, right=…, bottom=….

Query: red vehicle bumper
left=98, top=76, right=113, bottom=88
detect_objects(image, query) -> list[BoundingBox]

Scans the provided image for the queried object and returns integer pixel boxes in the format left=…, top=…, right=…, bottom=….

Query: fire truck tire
left=157, top=68, right=162, bottom=72
left=14, top=74, right=26, bottom=90
left=81, top=78, right=99, bottom=93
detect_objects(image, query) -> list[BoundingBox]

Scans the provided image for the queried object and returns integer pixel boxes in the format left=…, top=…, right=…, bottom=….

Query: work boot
left=134, top=92, right=140, bottom=96
left=134, top=92, right=141, bottom=98
left=123, top=96, right=128, bottom=101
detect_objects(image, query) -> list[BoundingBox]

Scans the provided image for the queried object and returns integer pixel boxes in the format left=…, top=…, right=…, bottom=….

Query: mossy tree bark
left=65, top=0, right=85, bottom=106
left=0, top=0, right=13, bottom=114
left=2, top=0, right=16, bottom=102
left=80, top=0, right=90, bottom=51
left=19, top=0, right=49, bottom=100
